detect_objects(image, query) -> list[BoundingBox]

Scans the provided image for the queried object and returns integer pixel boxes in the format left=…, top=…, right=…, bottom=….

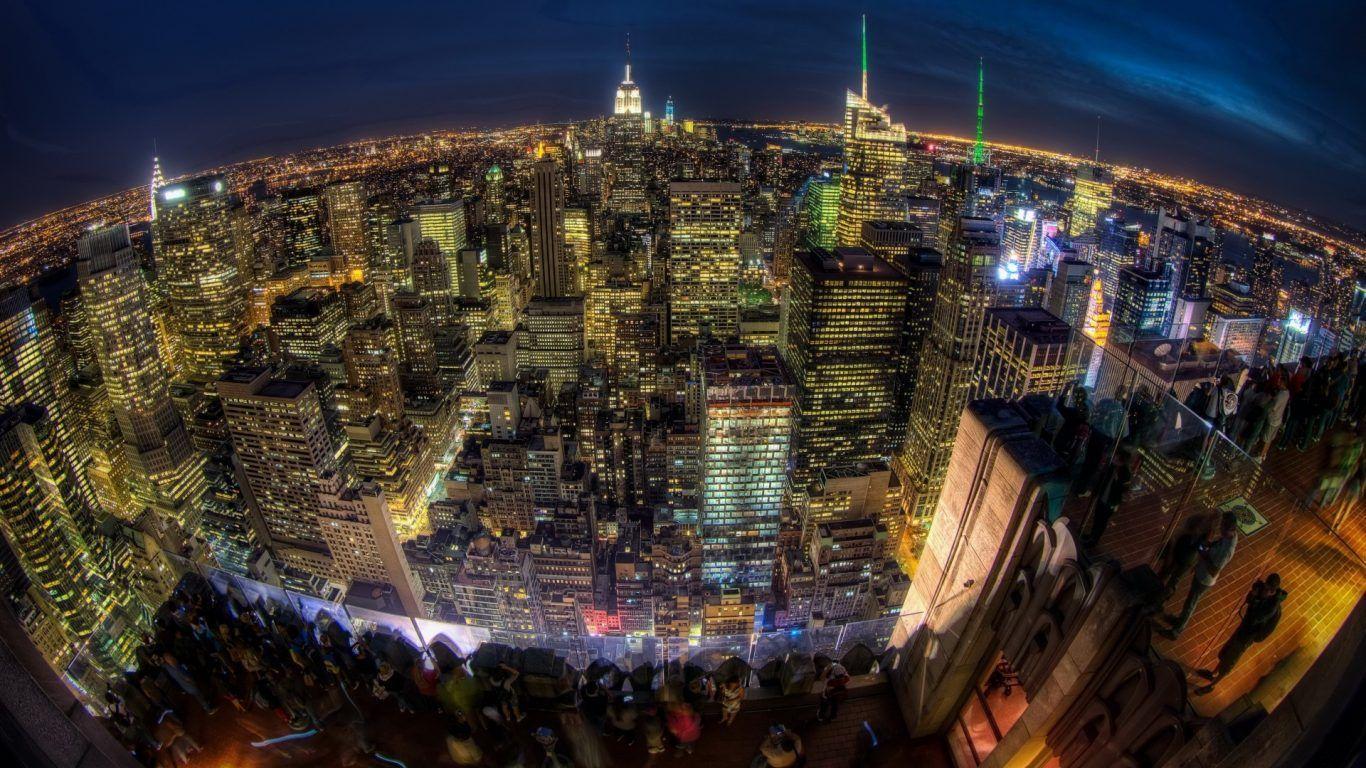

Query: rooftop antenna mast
left=624, top=32, right=632, bottom=83
left=971, top=57, right=986, bottom=165
left=861, top=13, right=868, bottom=100
left=1094, top=115, right=1102, bottom=163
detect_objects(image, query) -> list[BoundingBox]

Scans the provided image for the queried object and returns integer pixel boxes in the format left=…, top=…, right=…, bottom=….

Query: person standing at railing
left=1235, top=379, right=1273, bottom=453
left=159, top=650, right=217, bottom=714
left=438, top=660, right=486, bottom=731
left=816, top=662, right=851, bottom=723
left=666, top=700, right=703, bottom=755
left=1328, top=355, right=1356, bottom=428
left=1159, top=512, right=1238, bottom=640
left=605, top=697, right=639, bottom=743
left=1309, top=424, right=1364, bottom=510
left=1077, top=387, right=1128, bottom=497
left=1282, top=356, right=1314, bottom=449
left=1205, top=376, right=1240, bottom=437
left=1255, top=372, right=1291, bottom=460
left=1351, top=353, right=1366, bottom=428
left=1195, top=574, right=1286, bottom=695
left=1083, top=442, right=1137, bottom=548
left=577, top=677, right=609, bottom=730
left=719, top=676, right=746, bottom=726
left=1053, top=382, right=1091, bottom=467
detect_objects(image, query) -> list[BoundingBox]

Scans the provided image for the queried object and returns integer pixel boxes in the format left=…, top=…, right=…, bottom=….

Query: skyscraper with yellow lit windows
left=668, top=181, right=742, bottom=343
left=780, top=247, right=907, bottom=482
left=153, top=175, right=248, bottom=380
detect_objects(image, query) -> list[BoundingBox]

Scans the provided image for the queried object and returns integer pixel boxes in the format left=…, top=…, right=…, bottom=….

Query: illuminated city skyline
left=0, top=9, right=1360, bottom=768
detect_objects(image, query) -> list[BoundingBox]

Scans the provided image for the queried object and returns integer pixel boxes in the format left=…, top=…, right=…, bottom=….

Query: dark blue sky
left=3, top=1, right=1364, bottom=230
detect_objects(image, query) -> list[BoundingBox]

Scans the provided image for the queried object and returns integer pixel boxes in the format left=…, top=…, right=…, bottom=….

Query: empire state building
left=613, top=38, right=642, bottom=116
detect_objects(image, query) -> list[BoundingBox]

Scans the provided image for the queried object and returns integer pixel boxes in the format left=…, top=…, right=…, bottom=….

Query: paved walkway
left=1070, top=427, right=1363, bottom=717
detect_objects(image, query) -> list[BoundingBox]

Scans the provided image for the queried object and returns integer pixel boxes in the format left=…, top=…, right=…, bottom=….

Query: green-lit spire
left=972, top=57, right=986, bottom=165
left=861, top=14, right=868, bottom=100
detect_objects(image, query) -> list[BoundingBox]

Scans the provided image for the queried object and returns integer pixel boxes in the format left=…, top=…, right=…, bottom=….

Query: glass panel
left=751, top=628, right=812, bottom=671
left=413, top=615, right=492, bottom=658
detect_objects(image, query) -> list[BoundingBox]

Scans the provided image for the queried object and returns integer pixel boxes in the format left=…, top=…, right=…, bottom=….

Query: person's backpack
left=1220, top=390, right=1239, bottom=417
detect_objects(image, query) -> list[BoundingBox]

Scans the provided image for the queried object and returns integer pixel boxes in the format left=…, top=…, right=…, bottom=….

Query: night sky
left=2, top=0, right=1364, bottom=230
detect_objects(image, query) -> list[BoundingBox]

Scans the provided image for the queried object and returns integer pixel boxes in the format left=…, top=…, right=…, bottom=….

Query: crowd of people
left=100, top=579, right=869, bottom=767
left=1044, top=349, right=1364, bottom=548
left=1038, top=350, right=1363, bottom=690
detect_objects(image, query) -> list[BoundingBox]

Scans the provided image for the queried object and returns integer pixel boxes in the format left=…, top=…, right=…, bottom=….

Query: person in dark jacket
left=1083, top=442, right=1136, bottom=547
left=1195, top=574, right=1287, bottom=693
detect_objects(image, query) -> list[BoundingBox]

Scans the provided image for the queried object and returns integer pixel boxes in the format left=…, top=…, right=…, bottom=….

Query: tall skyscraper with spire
left=613, top=34, right=642, bottom=117
left=971, top=58, right=987, bottom=166
left=836, top=15, right=907, bottom=247
left=607, top=36, right=647, bottom=213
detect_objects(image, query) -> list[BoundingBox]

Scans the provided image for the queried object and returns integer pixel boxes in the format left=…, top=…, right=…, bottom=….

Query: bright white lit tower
left=614, top=35, right=643, bottom=116
left=149, top=155, right=164, bottom=221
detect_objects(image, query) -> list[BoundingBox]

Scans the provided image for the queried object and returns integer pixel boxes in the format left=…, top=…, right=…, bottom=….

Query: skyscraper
left=530, top=156, right=569, bottom=298
left=613, top=36, right=642, bottom=117
left=517, top=297, right=584, bottom=398
left=271, top=287, right=347, bottom=363
left=219, top=367, right=339, bottom=576
left=315, top=475, right=424, bottom=615
left=974, top=307, right=1081, bottom=400
left=699, top=344, right=794, bottom=594
left=280, top=187, right=327, bottom=267
left=484, top=165, right=506, bottom=226
left=901, top=217, right=999, bottom=519
left=858, top=223, right=942, bottom=458
left=668, top=181, right=742, bottom=343
left=802, top=174, right=841, bottom=250
left=414, top=200, right=468, bottom=289
left=1067, top=164, right=1113, bottom=236
left=607, top=41, right=648, bottom=213
left=0, top=287, right=82, bottom=458
left=77, top=225, right=205, bottom=531
left=0, top=406, right=110, bottom=658
left=1113, top=266, right=1173, bottom=340
left=153, top=175, right=247, bottom=380
left=836, top=22, right=908, bottom=247
left=971, top=58, right=987, bottom=165
left=1150, top=208, right=1214, bottom=303
left=324, top=180, right=368, bottom=281
left=1045, top=258, right=1095, bottom=328
left=780, top=247, right=907, bottom=481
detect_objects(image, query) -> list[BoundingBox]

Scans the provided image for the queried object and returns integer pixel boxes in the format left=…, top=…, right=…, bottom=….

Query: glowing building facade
left=76, top=225, right=205, bottom=531
left=780, top=247, right=907, bottom=482
left=153, top=175, right=247, bottom=380
left=699, top=344, right=793, bottom=594
left=668, top=181, right=742, bottom=343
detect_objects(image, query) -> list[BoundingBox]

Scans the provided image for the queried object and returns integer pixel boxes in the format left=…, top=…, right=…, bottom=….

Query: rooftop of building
left=985, top=306, right=1073, bottom=344
left=476, top=329, right=516, bottom=346
left=668, top=179, right=743, bottom=194
left=795, top=247, right=905, bottom=281
left=273, top=286, right=338, bottom=314
left=819, top=461, right=892, bottom=481
left=701, top=343, right=792, bottom=390
left=1119, top=264, right=1169, bottom=281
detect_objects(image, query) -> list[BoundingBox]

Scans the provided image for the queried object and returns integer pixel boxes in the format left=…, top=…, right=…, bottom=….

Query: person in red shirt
left=666, top=701, right=703, bottom=754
